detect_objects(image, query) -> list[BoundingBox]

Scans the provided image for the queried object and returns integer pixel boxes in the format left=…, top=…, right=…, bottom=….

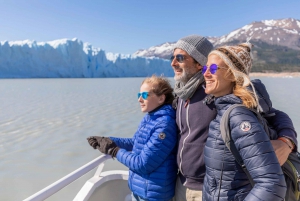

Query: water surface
left=0, top=77, right=299, bottom=200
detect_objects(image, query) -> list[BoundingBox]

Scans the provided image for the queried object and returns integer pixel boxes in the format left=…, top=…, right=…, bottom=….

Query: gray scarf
left=174, top=71, right=205, bottom=101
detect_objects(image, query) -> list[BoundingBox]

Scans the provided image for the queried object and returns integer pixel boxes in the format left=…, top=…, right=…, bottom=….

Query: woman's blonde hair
left=142, top=75, right=174, bottom=105
left=223, top=68, right=257, bottom=108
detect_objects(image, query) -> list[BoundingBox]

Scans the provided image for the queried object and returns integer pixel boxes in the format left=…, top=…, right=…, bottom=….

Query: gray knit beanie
left=174, top=35, right=213, bottom=66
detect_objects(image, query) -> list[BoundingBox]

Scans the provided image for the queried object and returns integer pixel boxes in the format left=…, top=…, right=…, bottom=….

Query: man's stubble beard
left=174, top=64, right=198, bottom=84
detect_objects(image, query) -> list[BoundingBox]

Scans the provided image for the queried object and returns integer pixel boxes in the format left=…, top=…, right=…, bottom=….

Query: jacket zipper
left=179, top=100, right=191, bottom=176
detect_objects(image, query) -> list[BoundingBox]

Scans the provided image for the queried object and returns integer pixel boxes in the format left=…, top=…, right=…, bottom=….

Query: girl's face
left=138, top=83, right=165, bottom=113
left=203, top=54, right=234, bottom=97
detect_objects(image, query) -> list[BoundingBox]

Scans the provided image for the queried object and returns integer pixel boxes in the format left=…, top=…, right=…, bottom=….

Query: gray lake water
left=0, top=77, right=299, bottom=201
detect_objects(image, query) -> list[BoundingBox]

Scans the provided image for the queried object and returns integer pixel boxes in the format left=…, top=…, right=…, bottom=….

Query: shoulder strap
left=220, top=104, right=255, bottom=186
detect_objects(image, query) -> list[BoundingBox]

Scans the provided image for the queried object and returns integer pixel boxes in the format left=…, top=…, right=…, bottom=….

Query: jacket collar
left=215, top=94, right=242, bottom=110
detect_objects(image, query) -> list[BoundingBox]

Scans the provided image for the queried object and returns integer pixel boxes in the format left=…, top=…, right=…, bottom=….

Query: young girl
left=87, top=75, right=177, bottom=201
left=202, top=43, right=287, bottom=201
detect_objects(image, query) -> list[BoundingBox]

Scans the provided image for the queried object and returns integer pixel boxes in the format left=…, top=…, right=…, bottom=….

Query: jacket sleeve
left=266, top=107, right=298, bottom=148
left=251, top=79, right=297, bottom=148
left=230, top=107, right=286, bottom=201
left=109, top=136, right=134, bottom=151
left=115, top=120, right=177, bottom=175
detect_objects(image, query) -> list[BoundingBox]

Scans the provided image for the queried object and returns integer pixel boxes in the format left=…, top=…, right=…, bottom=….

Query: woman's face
left=138, top=83, right=165, bottom=113
left=203, top=54, right=234, bottom=97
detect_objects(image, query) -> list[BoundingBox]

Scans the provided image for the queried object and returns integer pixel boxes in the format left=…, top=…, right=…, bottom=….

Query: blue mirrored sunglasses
left=170, top=54, right=185, bottom=63
left=202, top=64, right=221, bottom=74
left=137, top=92, right=149, bottom=100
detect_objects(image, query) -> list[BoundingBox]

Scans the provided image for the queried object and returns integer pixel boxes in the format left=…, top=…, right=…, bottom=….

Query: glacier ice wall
left=0, top=38, right=174, bottom=78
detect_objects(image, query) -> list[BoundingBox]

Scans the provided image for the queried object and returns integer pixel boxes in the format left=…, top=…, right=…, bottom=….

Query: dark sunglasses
left=137, top=92, right=149, bottom=100
left=170, top=54, right=185, bottom=63
left=202, top=64, right=223, bottom=74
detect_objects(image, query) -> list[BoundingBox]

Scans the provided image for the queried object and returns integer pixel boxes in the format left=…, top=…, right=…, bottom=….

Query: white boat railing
left=23, top=155, right=114, bottom=201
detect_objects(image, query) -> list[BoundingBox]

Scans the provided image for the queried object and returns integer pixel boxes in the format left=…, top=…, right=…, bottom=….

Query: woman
left=202, top=43, right=286, bottom=200
left=87, top=75, right=177, bottom=201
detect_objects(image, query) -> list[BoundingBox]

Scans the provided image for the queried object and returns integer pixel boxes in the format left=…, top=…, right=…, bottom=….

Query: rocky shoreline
left=250, top=72, right=300, bottom=77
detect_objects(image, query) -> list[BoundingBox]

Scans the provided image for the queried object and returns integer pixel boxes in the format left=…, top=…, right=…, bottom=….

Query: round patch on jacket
left=158, top=132, right=166, bottom=140
left=240, top=121, right=251, bottom=132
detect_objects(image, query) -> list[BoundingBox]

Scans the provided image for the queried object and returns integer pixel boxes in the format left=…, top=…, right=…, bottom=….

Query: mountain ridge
left=133, top=18, right=300, bottom=72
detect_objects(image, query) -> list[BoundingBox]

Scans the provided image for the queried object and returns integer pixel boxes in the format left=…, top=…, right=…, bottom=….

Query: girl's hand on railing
left=87, top=136, right=119, bottom=157
left=97, top=138, right=120, bottom=157
left=87, top=136, right=104, bottom=149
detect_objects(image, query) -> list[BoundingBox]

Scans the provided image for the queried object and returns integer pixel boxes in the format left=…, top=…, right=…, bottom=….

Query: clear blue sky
left=1, top=0, right=300, bottom=54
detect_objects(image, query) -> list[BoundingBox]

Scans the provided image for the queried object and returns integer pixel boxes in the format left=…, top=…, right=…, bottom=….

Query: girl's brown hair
left=142, top=75, right=174, bottom=105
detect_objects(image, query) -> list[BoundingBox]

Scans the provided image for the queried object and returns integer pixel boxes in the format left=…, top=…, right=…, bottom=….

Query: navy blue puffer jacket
left=110, top=104, right=177, bottom=201
left=203, top=94, right=286, bottom=201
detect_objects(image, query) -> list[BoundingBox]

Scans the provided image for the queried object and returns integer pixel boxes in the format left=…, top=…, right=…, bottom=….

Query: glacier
left=0, top=38, right=174, bottom=78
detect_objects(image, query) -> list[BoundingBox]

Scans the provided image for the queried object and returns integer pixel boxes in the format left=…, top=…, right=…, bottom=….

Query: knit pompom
left=238, top=42, right=254, bottom=61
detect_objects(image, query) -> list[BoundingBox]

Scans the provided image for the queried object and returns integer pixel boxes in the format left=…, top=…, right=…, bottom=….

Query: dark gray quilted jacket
left=203, top=94, right=286, bottom=201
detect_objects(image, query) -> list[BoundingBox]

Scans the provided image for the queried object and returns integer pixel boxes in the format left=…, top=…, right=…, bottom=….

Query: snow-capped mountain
left=133, top=18, right=300, bottom=59
left=213, top=18, right=300, bottom=47
left=134, top=42, right=175, bottom=60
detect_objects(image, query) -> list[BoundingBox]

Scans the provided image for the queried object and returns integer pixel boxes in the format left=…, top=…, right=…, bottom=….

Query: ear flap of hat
left=233, top=70, right=251, bottom=87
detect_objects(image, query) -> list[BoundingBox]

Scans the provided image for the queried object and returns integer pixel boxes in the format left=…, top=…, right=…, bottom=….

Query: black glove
left=108, top=146, right=120, bottom=158
left=97, top=137, right=120, bottom=157
left=87, top=136, right=119, bottom=157
left=87, top=136, right=105, bottom=149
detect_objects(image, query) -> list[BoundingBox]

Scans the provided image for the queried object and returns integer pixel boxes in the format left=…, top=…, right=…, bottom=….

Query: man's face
left=171, top=49, right=202, bottom=84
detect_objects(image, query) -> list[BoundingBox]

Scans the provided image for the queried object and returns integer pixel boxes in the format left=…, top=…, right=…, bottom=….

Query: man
left=170, top=35, right=297, bottom=201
